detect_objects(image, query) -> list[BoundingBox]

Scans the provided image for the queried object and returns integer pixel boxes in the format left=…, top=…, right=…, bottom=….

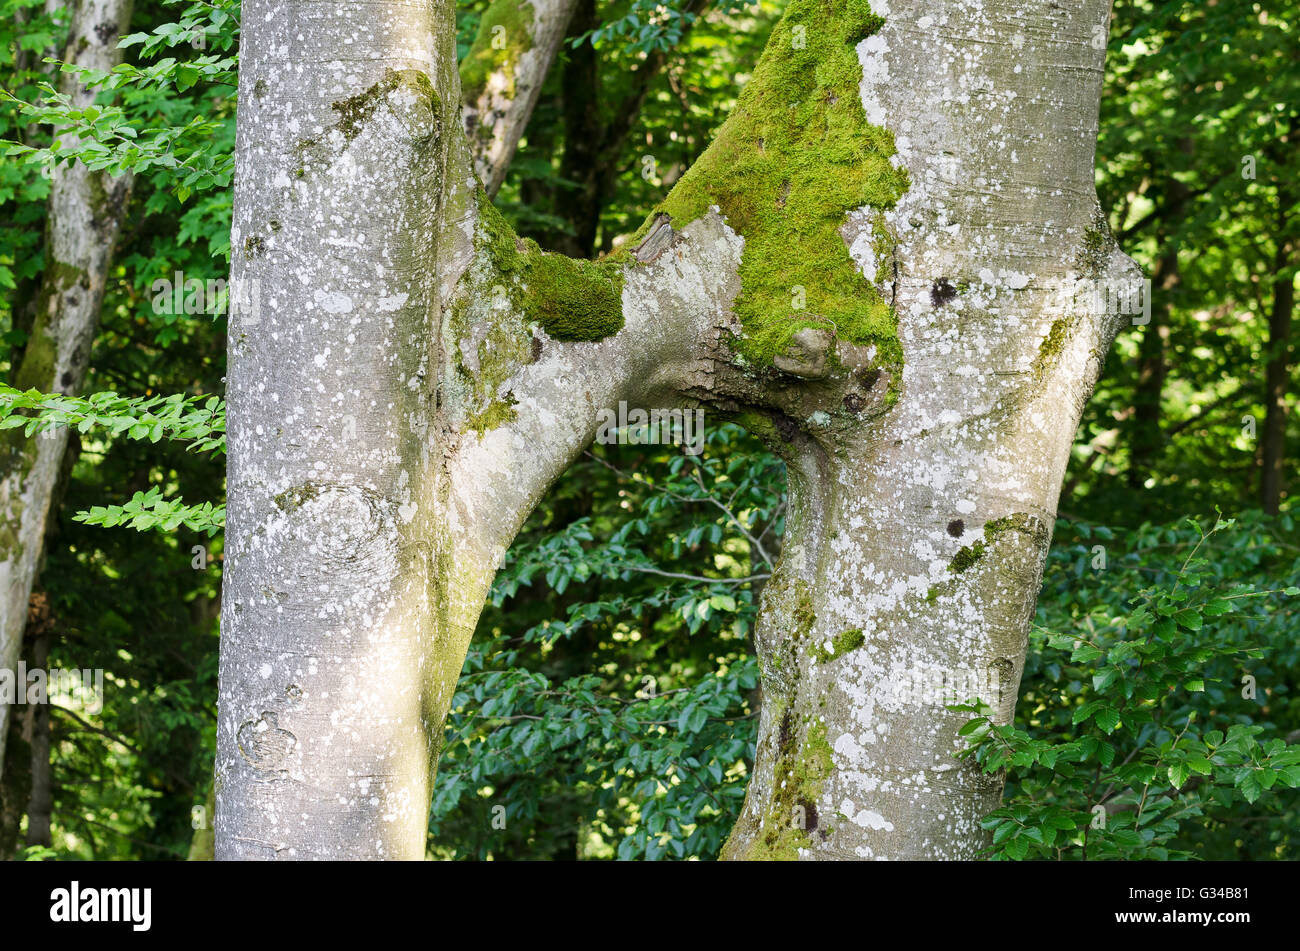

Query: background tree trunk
left=1126, top=180, right=1186, bottom=488
left=22, top=617, right=51, bottom=848
left=0, top=0, right=134, bottom=783
left=461, top=0, right=579, bottom=197
left=1261, top=231, right=1294, bottom=515
left=0, top=652, right=33, bottom=857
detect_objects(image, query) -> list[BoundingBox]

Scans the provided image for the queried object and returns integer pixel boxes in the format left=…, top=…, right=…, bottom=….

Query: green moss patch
left=1032, top=317, right=1069, bottom=376
left=948, top=513, right=1046, bottom=574
left=446, top=192, right=625, bottom=439
left=948, top=537, right=988, bottom=574
left=751, top=716, right=835, bottom=860
left=273, top=483, right=323, bottom=512
left=477, top=195, right=624, bottom=342
left=332, top=69, right=439, bottom=141
left=460, top=0, right=535, bottom=103
left=466, top=393, right=519, bottom=436
left=791, top=580, right=816, bottom=638
left=810, top=627, right=865, bottom=663
left=653, top=0, right=908, bottom=367
left=520, top=253, right=624, bottom=341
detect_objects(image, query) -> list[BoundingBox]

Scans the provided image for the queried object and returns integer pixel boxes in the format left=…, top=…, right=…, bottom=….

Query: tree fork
left=216, top=0, right=1138, bottom=860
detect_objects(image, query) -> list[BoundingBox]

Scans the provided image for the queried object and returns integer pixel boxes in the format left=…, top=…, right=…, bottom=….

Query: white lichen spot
left=313, top=289, right=355, bottom=314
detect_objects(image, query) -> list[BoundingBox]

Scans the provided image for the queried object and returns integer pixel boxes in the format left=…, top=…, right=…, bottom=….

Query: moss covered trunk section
left=0, top=0, right=134, bottom=784
left=722, top=444, right=1052, bottom=859
left=655, top=0, right=908, bottom=369
left=719, top=0, right=1139, bottom=859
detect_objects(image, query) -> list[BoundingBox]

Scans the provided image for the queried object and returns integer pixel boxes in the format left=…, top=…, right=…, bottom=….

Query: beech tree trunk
left=0, top=0, right=134, bottom=781
left=216, top=0, right=1136, bottom=860
left=23, top=619, right=52, bottom=848
left=460, top=0, right=579, bottom=197
left=1260, top=230, right=1294, bottom=515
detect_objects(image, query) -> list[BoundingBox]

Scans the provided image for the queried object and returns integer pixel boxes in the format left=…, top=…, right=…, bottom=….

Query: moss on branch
left=477, top=196, right=624, bottom=342
left=948, top=513, right=1047, bottom=575
left=649, top=0, right=909, bottom=368
left=810, top=627, right=866, bottom=663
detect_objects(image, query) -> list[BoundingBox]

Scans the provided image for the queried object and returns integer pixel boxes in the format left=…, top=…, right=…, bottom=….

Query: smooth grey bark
left=216, top=0, right=737, bottom=858
left=217, top=0, right=1136, bottom=860
left=214, top=0, right=465, bottom=859
left=0, top=0, right=134, bottom=782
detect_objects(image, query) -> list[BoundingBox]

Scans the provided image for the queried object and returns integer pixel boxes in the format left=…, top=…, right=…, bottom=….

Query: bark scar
left=236, top=711, right=297, bottom=772
left=633, top=213, right=677, bottom=263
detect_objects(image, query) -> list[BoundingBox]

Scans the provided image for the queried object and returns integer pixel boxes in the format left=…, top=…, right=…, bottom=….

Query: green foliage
left=0, top=0, right=238, bottom=201
left=75, top=485, right=223, bottom=535
left=491, top=1, right=781, bottom=256
left=1074, top=0, right=1300, bottom=519
left=0, top=386, right=225, bottom=531
left=0, top=0, right=227, bottom=859
left=430, top=424, right=782, bottom=859
left=0, top=386, right=224, bottom=452
left=572, top=0, right=758, bottom=54
left=0, top=0, right=61, bottom=302
left=956, top=515, right=1300, bottom=860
